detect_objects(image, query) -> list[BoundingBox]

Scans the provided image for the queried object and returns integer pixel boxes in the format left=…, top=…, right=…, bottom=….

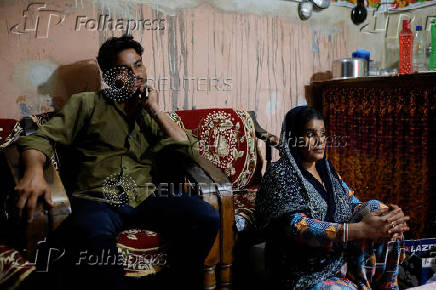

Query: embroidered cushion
left=233, top=187, right=257, bottom=232
left=168, top=109, right=257, bottom=190
left=117, top=229, right=168, bottom=277
left=0, top=245, right=35, bottom=289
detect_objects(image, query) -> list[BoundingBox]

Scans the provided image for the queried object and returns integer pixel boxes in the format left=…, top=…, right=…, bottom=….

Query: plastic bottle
left=399, top=20, right=413, bottom=74
left=429, top=19, right=436, bottom=71
left=413, top=26, right=426, bottom=72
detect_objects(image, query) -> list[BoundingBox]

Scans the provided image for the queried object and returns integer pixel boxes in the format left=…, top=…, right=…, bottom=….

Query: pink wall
left=0, top=0, right=349, bottom=149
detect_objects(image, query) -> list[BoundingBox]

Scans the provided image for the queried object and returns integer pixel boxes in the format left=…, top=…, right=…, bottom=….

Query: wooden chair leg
left=219, top=263, right=232, bottom=289
left=203, top=265, right=216, bottom=290
left=202, top=193, right=220, bottom=290
left=219, top=193, right=235, bottom=289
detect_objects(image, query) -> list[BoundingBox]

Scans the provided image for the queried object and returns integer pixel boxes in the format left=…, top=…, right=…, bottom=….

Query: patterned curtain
left=321, top=80, right=436, bottom=239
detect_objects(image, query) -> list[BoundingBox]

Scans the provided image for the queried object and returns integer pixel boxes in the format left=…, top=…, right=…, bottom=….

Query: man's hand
left=14, top=150, right=53, bottom=223
left=140, top=85, right=160, bottom=115
left=136, top=84, right=188, bottom=141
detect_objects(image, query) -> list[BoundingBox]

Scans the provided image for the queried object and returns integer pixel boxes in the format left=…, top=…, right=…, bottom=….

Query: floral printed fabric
left=288, top=186, right=403, bottom=289
left=287, top=180, right=361, bottom=249
left=293, top=199, right=404, bottom=289
left=346, top=200, right=403, bottom=290
left=312, top=276, right=359, bottom=289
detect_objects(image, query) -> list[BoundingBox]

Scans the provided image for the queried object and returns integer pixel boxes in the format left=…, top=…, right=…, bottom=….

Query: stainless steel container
left=332, top=58, right=368, bottom=79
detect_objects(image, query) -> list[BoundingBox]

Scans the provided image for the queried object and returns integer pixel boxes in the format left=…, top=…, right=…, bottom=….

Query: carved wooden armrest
left=187, top=155, right=234, bottom=288
left=247, top=111, right=279, bottom=147
left=0, top=144, right=71, bottom=260
left=247, top=111, right=279, bottom=169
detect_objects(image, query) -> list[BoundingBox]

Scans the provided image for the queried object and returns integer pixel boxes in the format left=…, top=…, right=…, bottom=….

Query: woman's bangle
left=342, top=223, right=348, bottom=243
left=346, top=223, right=349, bottom=243
left=342, top=223, right=346, bottom=243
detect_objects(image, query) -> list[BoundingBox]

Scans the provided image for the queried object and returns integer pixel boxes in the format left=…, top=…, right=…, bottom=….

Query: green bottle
left=430, top=19, right=436, bottom=70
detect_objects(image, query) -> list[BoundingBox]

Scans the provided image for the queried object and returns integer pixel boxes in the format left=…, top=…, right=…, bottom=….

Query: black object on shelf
left=351, top=0, right=367, bottom=25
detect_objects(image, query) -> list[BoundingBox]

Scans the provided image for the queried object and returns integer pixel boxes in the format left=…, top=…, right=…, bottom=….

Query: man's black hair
left=97, top=35, right=144, bottom=73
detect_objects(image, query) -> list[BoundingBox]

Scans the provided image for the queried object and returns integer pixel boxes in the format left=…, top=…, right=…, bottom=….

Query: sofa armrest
left=247, top=111, right=279, bottom=169
left=0, top=144, right=71, bottom=260
left=190, top=155, right=232, bottom=195
left=247, top=111, right=279, bottom=147
left=187, top=155, right=234, bottom=287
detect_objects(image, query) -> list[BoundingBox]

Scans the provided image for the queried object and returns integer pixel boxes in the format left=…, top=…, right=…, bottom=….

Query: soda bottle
left=399, top=20, right=414, bottom=74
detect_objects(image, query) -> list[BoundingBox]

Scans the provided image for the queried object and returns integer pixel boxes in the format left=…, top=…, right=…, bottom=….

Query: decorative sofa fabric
left=167, top=109, right=260, bottom=234
left=233, top=188, right=257, bottom=232
left=168, top=108, right=258, bottom=189
left=0, top=119, right=22, bottom=150
left=0, top=245, right=35, bottom=290
left=0, top=119, right=18, bottom=139
left=117, top=229, right=167, bottom=277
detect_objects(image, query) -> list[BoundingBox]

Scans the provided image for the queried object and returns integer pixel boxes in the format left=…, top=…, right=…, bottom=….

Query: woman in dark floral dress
left=255, top=106, right=409, bottom=289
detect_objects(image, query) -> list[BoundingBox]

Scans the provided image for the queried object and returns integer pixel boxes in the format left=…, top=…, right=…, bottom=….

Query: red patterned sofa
left=0, top=114, right=224, bottom=290
left=0, top=108, right=277, bottom=290
left=167, top=109, right=279, bottom=289
left=113, top=108, right=277, bottom=288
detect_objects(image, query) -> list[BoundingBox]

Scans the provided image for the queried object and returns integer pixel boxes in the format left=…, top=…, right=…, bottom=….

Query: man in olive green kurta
left=17, top=91, right=198, bottom=207
left=14, top=36, right=219, bottom=290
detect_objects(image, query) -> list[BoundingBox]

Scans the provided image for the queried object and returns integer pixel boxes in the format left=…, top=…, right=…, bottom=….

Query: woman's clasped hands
left=358, top=204, right=410, bottom=242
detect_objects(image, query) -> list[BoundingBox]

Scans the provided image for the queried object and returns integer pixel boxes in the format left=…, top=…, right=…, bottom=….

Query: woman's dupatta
left=255, top=106, right=355, bottom=289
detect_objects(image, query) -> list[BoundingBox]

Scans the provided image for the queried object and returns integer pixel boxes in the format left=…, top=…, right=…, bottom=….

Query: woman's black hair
left=285, top=106, right=324, bottom=155
left=97, top=35, right=144, bottom=73
left=286, top=106, right=324, bottom=139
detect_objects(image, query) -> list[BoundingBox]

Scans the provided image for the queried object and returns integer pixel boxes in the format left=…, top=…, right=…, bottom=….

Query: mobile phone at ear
left=138, top=88, right=148, bottom=100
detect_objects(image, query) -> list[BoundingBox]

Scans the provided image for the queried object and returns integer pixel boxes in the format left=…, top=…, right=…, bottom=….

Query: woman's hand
left=386, top=204, right=410, bottom=240
left=358, top=207, right=408, bottom=241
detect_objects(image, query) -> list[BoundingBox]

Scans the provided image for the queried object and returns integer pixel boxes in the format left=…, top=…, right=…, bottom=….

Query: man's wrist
left=147, top=104, right=162, bottom=118
left=24, top=166, right=44, bottom=178
left=151, top=108, right=163, bottom=118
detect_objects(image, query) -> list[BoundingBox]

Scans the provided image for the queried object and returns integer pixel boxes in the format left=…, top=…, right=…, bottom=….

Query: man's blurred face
left=114, top=48, right=147, bottom=93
